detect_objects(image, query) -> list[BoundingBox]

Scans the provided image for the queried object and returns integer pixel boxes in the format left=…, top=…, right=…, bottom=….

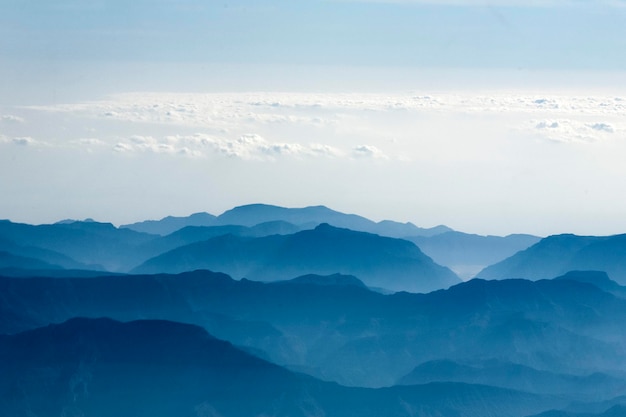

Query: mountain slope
left=120, top=212, right=217, bottom=235
left=0, top=317, right=566, bottom=417
left=528, top=405, right=626, bottom=417
left=0, top=237, right=89, bottom=270
left=136, top=221, right=303, bottom=261
left=477, top=234, right=626, bottom=284
left=133, top=223, right=461, bottom=293
left=215, top=203, right=451, bottom=237
left=0, top=317, right=310, bottom=417
left=0, top=220, right=157, bottom=272
left=553, top=271, right=626, bottom=299
left=0, top=251, right=61, bottom=270
left=4, top=271, right=626, bottom=390
left=407, top=232, right=540, bottom=279
left=398, top=359, right=626, bottom=400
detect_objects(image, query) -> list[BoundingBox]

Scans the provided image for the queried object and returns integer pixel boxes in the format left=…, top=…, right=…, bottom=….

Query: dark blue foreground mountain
left=4, top=270, right=626, bottom=393
left=0, top=317, right=564, bottom=417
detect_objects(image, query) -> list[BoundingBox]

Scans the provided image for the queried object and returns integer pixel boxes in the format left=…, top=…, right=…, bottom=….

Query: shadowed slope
left=478, top=234, right=626, bottom=284
left=133, top=223, right=461, bottom=293
left=3, top=271, right=626, bottom=390
left=0, top=317, right=565, bottom=417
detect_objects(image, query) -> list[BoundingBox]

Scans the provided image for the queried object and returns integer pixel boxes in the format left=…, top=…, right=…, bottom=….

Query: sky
left=1, top=0, right=626, bottom=236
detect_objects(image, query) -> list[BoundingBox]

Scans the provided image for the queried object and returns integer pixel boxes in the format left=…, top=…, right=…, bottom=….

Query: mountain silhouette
left=407, top=232, right=540, bottom=279
left=0, top=250, right=61, bottom=270
left=120, top=204, right=451, bottom=238
left=477, top=234, right=626, bottom=284
left=0, top=317, right=565, bottom=417
left=528, top=404, right=626, bottom=417
left=136, top=221, right=303, bottom=260
left=121, top=212, right=217, bottom=235
left=132, top=223, right=461, bottom=293
left=4, top=271, right=626, bottom=391
left=0, top=220, right=156, bottom=272
left=215, top=204, right=452, bottom=237
left=554, top=270, right=619, bottom=291
left=280, top=273, right=368, bottom=288
left=398, top=359, right=626, bottom=400
left=0, top=235, right=93, bottom=270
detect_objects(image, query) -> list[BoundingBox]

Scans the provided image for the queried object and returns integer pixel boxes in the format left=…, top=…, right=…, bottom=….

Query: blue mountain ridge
left=0, top=317, right=567, bottom=417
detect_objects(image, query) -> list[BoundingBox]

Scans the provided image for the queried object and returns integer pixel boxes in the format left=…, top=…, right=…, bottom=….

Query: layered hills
left=0, top=204, right=547, bottom=290
left=133, top=223, right=461, bottom=293
left=0, top=205, right=467, bottom=293
left=122, top=204, right=540, bottom=276
left=122, top=203, right=452, bottom=238
left=0, top=219, right=153, bottom=272
left=408, top=231, right=540, bottom=279
left=0, top=317, right=565, bottom=417
left=477, top=234, right=626, bottom=284
left=4, top=269, right=626, bottom=395
left=3, top=205, right=626, bottom=416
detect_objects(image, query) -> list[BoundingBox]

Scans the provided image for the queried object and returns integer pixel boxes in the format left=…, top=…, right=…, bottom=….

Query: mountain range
left=407, top=231, right=540, bottom=279
left=477, top=234, right=626, bottom=284
left=4, top=269, right=626, bottom=395
left=121, top=203, right=452, bottom=238
left=0, top=317, right=567, bottom=417
left=4, top=204, right=626, bottom=416
left=0, top=205, right=467, bottom=292
left=123, top=204, right=540, bottom=277
left=133, top=223, right=461, bottom=293
left=0, top=204, right=549, bottom=290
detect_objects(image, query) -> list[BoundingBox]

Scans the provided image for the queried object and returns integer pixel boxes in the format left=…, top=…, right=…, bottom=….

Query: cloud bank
left=20, top=91, right=625, bottom=155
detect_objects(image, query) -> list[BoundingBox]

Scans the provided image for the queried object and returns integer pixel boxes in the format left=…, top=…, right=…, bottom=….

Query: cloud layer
left=18, top=91, right=624, bottom=156
left=530, top=119, right=618, bottom=144
left=3, top=89, right=626, bottom=236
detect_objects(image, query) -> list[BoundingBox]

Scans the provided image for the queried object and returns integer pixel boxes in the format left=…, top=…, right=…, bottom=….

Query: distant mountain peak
left=314, top=222, right=338, bottom=231
left=55, top=217, right=97, bottom=225
left=121, top=212, right=217, bottom=235
left=119, top=204, right=451, bottom=238
left=282, top=273, right=367, bottom=288
left=554, top=270, right=619, bottom=291
left=477, top=233, right=626, bottom=284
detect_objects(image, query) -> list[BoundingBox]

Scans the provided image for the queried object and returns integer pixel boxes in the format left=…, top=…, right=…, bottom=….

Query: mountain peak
left=283, top=273, right=367, bottom=288
left=314, top=222, right=338, bottom=231
left=554, top=270, right=619, bottom=291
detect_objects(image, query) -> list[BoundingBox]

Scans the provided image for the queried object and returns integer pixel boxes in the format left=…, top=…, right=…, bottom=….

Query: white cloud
left=1, top=115, right=25, bottom=124
left=13, top=137, right=35, bottom=146
left=101, top=132, right=345, bottom=161
left=530, top=119, right=617, bottom=144
left=310, top=143, right=344, bottom=157
left=27, top=92, right=626, bottom=128
left=74, top=138, right=107, bottom=146
left=204, top=134, right=343, bottom=161
left=588, top=122, right=614, bottom=133
left=352, top=145, right=388, bottom=159
left=129, top=135, right=157, bottom=145
left=113, top=143, right=133, bottom=152
left=19, top=91, right=625, bottom=161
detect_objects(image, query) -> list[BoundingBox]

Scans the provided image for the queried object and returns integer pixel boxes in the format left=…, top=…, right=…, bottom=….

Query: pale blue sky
left=1, top=0, right=626, bottom=235
left=2, top=1, right=625, bottom=68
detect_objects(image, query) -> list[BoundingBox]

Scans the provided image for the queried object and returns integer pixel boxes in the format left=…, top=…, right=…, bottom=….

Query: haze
left=1, top=0, right=626, bottom=236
